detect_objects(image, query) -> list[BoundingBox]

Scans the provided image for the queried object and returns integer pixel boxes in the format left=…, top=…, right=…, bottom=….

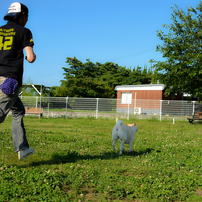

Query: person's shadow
left=24, top=148, right=155, bottom=167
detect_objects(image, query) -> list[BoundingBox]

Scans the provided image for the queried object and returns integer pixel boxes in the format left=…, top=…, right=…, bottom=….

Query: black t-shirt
left=0, top=21, right=34, bottom=85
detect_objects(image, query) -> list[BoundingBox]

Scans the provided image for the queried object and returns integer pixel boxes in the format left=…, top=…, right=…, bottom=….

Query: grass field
left=0, top=116, right=202, bottom=201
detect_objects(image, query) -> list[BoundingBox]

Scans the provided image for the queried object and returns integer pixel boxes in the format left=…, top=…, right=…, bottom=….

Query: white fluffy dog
left=112, top=119, right=138, bottom=155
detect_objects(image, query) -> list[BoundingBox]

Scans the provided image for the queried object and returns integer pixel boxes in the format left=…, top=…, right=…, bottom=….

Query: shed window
left=121, top=92, right=132, bottom=104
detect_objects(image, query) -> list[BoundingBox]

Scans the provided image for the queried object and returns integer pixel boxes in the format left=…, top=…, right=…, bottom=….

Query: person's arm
left=24, top=46, right=36, bottom=63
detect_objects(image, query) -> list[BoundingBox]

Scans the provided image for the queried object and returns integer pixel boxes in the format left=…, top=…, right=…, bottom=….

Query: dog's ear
left=127, top=123, right=129, bottom=126
left=134, top=123, right=136, bottom=126
left=116, top=118, right=119, bottom=122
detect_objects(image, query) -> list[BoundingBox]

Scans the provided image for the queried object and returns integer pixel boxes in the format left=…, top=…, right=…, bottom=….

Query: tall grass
left=0, top=116, right=202, bottom=201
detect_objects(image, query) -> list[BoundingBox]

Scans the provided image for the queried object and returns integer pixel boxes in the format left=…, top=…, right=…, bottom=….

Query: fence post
left=47, top=97, right=50, bottom=118
left=160, top=100, right=163, bottom=121
left=192, top=101, right=196, bottom=116
left=36, top=97, right=38, bottom=108
left=96, top=98, right=99, bottom=119
left=66, top=97, right=68, bottom=119
left=134, top=92, right=137, bottom=109
left=40, top=85, right=42, bottom=111
left=127, top=103, right=130, bottom=120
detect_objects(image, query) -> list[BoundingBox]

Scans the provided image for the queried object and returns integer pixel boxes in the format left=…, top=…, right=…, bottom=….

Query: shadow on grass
left=190, top=121, right=202, bottom=125
left=27, top=148, right=155, bottom=167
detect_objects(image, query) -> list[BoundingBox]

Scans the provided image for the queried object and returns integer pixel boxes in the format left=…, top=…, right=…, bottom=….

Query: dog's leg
left=112, top=139, right=118, bottom=151
left=119, top=140, right=125, bottom=155
left=128, top=141, right=133, bottom=153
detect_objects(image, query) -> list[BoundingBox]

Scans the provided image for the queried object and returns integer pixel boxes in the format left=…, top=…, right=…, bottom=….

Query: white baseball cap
left=4, top=2, right=29, bottom=20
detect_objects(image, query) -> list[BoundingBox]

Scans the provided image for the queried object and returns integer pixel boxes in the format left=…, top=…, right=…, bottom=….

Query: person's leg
left=11, top=97, right=29, bottom=152
left=11, top=95, right=34, bottom=160
left=0, top=78, right=34, bottom=159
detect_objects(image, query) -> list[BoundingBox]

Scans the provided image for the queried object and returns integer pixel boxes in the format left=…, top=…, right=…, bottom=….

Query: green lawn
left=0, top=116, right=202, bottom=201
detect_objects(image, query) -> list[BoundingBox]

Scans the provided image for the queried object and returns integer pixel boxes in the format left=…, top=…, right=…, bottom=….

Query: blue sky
left=0, top=0, right=200, bottom=87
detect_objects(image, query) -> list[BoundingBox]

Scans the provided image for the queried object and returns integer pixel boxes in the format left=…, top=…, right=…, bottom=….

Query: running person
left=0, top=2, right=36, bottom=160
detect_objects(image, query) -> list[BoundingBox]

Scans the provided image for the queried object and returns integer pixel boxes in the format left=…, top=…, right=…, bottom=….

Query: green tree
left=61, top=57, right=122, bottom=98
left=54, top=57, right=153, bottom=98
left=129, top=65, right=151, bottom=84
left=156, top=3, right=202, bottom=101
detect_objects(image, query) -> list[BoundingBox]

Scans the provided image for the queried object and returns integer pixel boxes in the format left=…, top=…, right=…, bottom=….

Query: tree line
left=49, top=57, right=158, bottom=98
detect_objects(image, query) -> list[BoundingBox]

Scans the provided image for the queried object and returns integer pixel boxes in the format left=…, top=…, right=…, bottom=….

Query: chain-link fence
left=19, top=96, right=200, bottom=121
